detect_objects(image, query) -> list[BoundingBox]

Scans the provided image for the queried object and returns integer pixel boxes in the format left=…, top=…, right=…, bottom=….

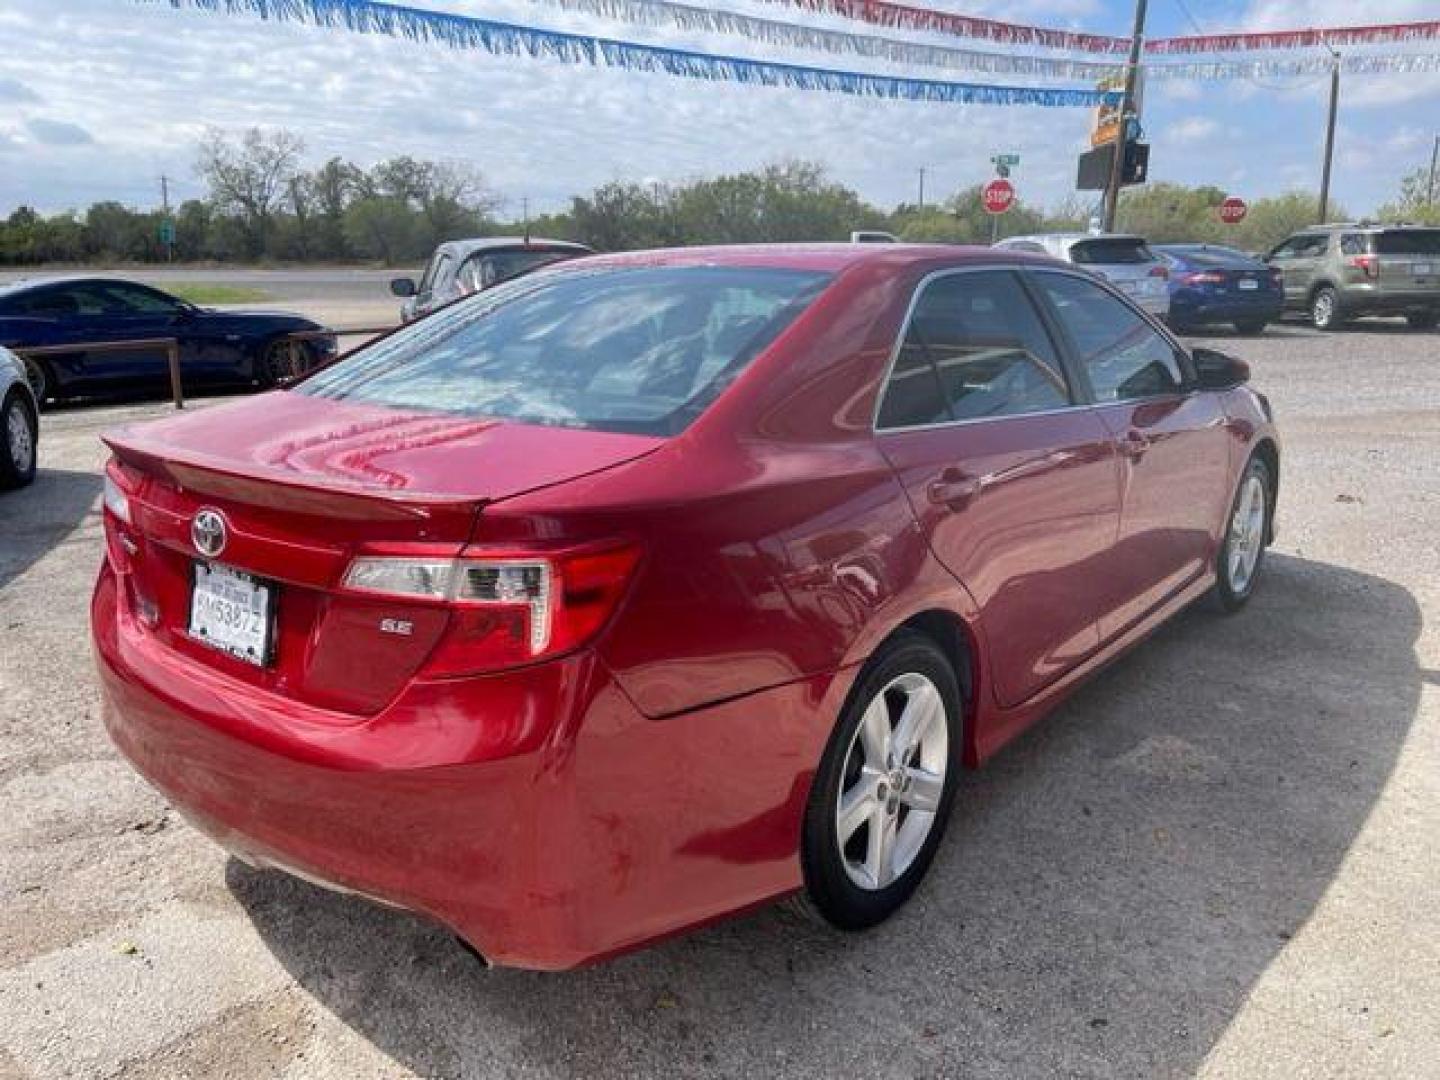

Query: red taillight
left=1349, top=254, right=1379, bottom=279
left=1148, top=265, right=1170, bottom=280
left=1179, top=270, right=1226, bottom=286
left=343, top=541, right=642, bottom=677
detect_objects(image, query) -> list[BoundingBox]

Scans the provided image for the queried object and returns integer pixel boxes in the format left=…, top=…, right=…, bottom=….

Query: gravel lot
left=1, top=301, right=1437, bottom=1078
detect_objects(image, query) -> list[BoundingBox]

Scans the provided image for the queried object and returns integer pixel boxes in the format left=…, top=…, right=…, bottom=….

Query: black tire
left=797, top=630, right=962, bottom=931
left=1234, top=318, right=1268, bottom=336
left=1310, top=286, right=1343, bottom=331
left=1214, top=455, right=1271, bottom=612
left=21, top=356, right=51, bottom=408
left=257, top=339, right=311, bottom=387
left=1406, top=311, right=1438, bottom=330
left=0, top=389, right=38, bottom=490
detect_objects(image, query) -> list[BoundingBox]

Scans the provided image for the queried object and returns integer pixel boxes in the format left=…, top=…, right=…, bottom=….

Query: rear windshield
left=298, top=266, right=832, bottom=436
left=1069, top=238, right=1155, bottom=265
left=1373, top=230, right=1440, bottom=256
left=1167, top=247, right=1259, bottom=268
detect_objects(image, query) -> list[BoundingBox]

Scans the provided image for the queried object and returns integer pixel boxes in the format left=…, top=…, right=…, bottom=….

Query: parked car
left=95, top=244, right=1277, bottom=970
left=391, top=237, right=594, bottom=321
left=1153, top=244, right=1285, bottom=334
left=1, top=345, right=38, bottom=489
left=0, top=277, right=335, bottom=406
left=993, top=232, right=1170, bottom=318
left=1265, top=224, right=1440, bottom=330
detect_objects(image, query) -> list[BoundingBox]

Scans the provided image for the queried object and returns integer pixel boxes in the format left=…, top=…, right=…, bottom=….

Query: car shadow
left=226, top=552, right=1420, bottom=1077
left=0, top=468, right=101, bottom=590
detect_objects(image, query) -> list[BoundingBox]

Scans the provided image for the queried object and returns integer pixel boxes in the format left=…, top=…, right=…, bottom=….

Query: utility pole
left=1427, top=134, right=1439, bottom=208
left=159, top=174, right=174, bottom=262
left=917, top=167, right=926, bottom=211
left=1318, top=51, right=1340, bottom=223
left=1101, top=0, right=1147, bottom=233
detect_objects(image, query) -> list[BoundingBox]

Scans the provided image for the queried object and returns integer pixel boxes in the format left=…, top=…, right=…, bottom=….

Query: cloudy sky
left=0, top=0, right=1437, bottom=218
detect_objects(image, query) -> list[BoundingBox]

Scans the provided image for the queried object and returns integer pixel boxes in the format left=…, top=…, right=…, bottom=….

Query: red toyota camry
left=94, top=245, right=1278, bottom=969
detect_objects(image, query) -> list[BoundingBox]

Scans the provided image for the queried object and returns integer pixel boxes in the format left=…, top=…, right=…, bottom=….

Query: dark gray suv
left=1265, top=224, right=1440, bottom=330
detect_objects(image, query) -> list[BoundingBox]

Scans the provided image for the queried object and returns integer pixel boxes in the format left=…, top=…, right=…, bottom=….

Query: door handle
left=926, top=468, right=982, bottom=510
left=1117, top=430, right=1150, bottom=460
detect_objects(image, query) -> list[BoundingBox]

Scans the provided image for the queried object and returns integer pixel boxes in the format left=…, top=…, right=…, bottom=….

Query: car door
left=874, top=267, right=1121, bottom=709
left=1030, top=269, right=1232, bottom=642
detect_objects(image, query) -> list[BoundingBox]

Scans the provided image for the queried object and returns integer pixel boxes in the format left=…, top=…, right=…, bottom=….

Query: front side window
left=299, top=265, right=831, bottom=436
left=99, top=283, right=182, bottom=315
left=877, top=270, right=1071, bottom=429
left=1034, top=272, right=1183, bottom=402
left=418, top=253, right=452, bottom=297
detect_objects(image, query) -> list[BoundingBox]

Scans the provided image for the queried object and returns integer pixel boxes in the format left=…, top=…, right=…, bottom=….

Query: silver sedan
left=1, top=345, right=38, bottom=489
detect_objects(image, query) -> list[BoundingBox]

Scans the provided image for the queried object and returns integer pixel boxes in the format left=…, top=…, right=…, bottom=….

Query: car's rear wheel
left=1406, top=311, right=1438, bottom=330
left=21, top=356, right=50, bottom=407
left=796, top=631, right=961, bottom=930
left=1, top=390, right=38, bottom=489
left=1234, top=318, right=1268, bottom=335
left=1310, top=287, right=1343, bottom=331
left=1215, top=455, right=1271, bottom=611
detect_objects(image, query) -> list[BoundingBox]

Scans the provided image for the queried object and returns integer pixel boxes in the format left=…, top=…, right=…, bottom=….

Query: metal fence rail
left=10, top=325, right=397, bottom=411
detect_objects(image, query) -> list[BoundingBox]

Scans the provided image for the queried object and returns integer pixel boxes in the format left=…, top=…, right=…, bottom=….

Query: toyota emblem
left=191, top=508, right=228, bottom=558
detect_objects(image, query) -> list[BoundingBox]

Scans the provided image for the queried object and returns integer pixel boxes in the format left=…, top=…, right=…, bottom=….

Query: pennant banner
left=1147, top=51, right=1440, bottom=80
left=1148, top=20, right=1440, bottom=56
left=747, top=0, right=1128, bottom=53
left=151, top=0, right=1117, bottom=105
left=538, top=0, right=1122, bottom=80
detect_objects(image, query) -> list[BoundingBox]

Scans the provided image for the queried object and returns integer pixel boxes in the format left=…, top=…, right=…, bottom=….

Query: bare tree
left=196, top=127, right=304, bottom=256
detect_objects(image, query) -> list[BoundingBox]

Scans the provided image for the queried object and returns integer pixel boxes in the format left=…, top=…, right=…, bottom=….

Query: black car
left=0, top=277, right=336, bottom=405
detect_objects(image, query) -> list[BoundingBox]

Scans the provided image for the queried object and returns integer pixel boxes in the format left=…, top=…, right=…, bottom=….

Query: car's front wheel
left=797, top=630, right=961, bottom=930
left=1310, top=286, right=1343, bottom=331
left=1, top=389, right=38, bottom=489
left=1215, top=455, right=1271, bottom=611
left=258, top=339, right=310, bottom=387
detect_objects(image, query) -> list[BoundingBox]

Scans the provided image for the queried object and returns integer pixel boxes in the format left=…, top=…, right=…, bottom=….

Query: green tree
left=1377, top=162, right=1440, bottom=225
left=196, top=127, right=305, bottom=257
left=343, top=196, right=420, bottom=263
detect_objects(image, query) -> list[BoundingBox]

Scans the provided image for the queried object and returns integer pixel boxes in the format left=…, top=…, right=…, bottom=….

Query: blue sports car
left=1153, top=245, right=1285, bottom=335
left=0, top=277, right=335, bottom=406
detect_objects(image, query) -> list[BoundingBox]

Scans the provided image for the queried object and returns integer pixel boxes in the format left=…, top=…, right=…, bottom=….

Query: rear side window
left=299, top=266, right=831, bottom=436
left=877, top=270, right=1071, bottom=429
left=1374, top=230, right=1440, bottom=256
left=1340, top=234, right=1368, bottom=256
left=1034, top=272, right=1183, bottom=402
left=1069, top=238, right=1154, bottom=265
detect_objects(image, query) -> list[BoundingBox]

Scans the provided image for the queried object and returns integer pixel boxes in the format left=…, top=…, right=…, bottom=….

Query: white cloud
left=1168, top=116, right=1221, bottom=143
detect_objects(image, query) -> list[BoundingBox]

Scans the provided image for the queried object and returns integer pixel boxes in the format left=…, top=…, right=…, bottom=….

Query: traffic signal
left=1076, top=141, right=1150, bottom=191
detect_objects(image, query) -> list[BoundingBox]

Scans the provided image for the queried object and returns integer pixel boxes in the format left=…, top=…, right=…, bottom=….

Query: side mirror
left=389, top=277, right=417, bottom=298
left=1192, top=347, right=1250, bottom=391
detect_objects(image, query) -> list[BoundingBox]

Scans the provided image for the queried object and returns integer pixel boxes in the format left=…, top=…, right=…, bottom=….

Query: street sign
left=1219, top=196, right=1248, bottom=224
left=991, top=154, right=1020, bottom=167
left=158, top=219, right=176, bottom=245
left=982, top=179, right=1016, bottom=215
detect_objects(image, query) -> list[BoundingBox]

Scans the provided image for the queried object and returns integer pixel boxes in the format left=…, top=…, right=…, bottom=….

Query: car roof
left=0, top=275, right=161, bottom=300
left=435, top=237, right=594, bottom=259
left=536, top=242, right=1046, bottom=274
left=1002, top=232, right=1147, bottom=245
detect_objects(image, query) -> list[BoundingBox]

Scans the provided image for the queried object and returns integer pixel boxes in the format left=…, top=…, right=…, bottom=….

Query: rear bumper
left=93, top=564, right=842, bottom=968
left=1169, top=293, right=1283, bottom=325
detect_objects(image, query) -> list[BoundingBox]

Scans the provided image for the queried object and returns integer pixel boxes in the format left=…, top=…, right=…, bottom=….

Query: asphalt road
left=1, top=309, right=1436, bottom=1079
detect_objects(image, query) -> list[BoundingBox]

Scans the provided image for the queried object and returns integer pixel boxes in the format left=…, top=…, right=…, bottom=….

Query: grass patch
left=167, top=283, right=273, bottom=305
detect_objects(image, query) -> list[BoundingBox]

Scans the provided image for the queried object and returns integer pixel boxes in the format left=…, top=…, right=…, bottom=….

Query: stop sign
left=982, top=179, right=1016, bottom=215
left=1219, top=196, right=1247, bottom=224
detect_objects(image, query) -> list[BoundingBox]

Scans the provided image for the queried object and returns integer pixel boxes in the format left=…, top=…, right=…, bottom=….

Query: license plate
left=1415, top=263, right=1433, bottom=276
left=1238, top=278, right=1259, bottom=290
left=189, top=562, right=274, bottom=667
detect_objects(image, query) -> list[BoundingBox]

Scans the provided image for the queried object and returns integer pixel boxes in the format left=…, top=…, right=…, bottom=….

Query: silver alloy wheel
left=6, top=399, right=34, bottom=475
left=835, top=671, right=948, bottom=891
left=1227, top=473, right=1267, bottom=594
left=1312, top=289, right=1336, bottom=329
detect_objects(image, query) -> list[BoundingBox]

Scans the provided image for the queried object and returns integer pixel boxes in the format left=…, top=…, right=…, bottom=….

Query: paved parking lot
left=1, top=311, right=1437, bottom=1079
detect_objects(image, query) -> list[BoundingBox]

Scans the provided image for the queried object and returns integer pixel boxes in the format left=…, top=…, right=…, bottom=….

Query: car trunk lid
left=102, top=392, right=663, bottom=715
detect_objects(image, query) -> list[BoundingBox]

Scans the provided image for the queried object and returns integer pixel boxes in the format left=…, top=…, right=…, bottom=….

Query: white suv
left=994, top=233, right=1171, bottom=319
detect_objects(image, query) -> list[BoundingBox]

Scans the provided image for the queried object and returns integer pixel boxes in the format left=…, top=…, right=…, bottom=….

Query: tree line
left=1, top=127, right=1434, bottom=267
